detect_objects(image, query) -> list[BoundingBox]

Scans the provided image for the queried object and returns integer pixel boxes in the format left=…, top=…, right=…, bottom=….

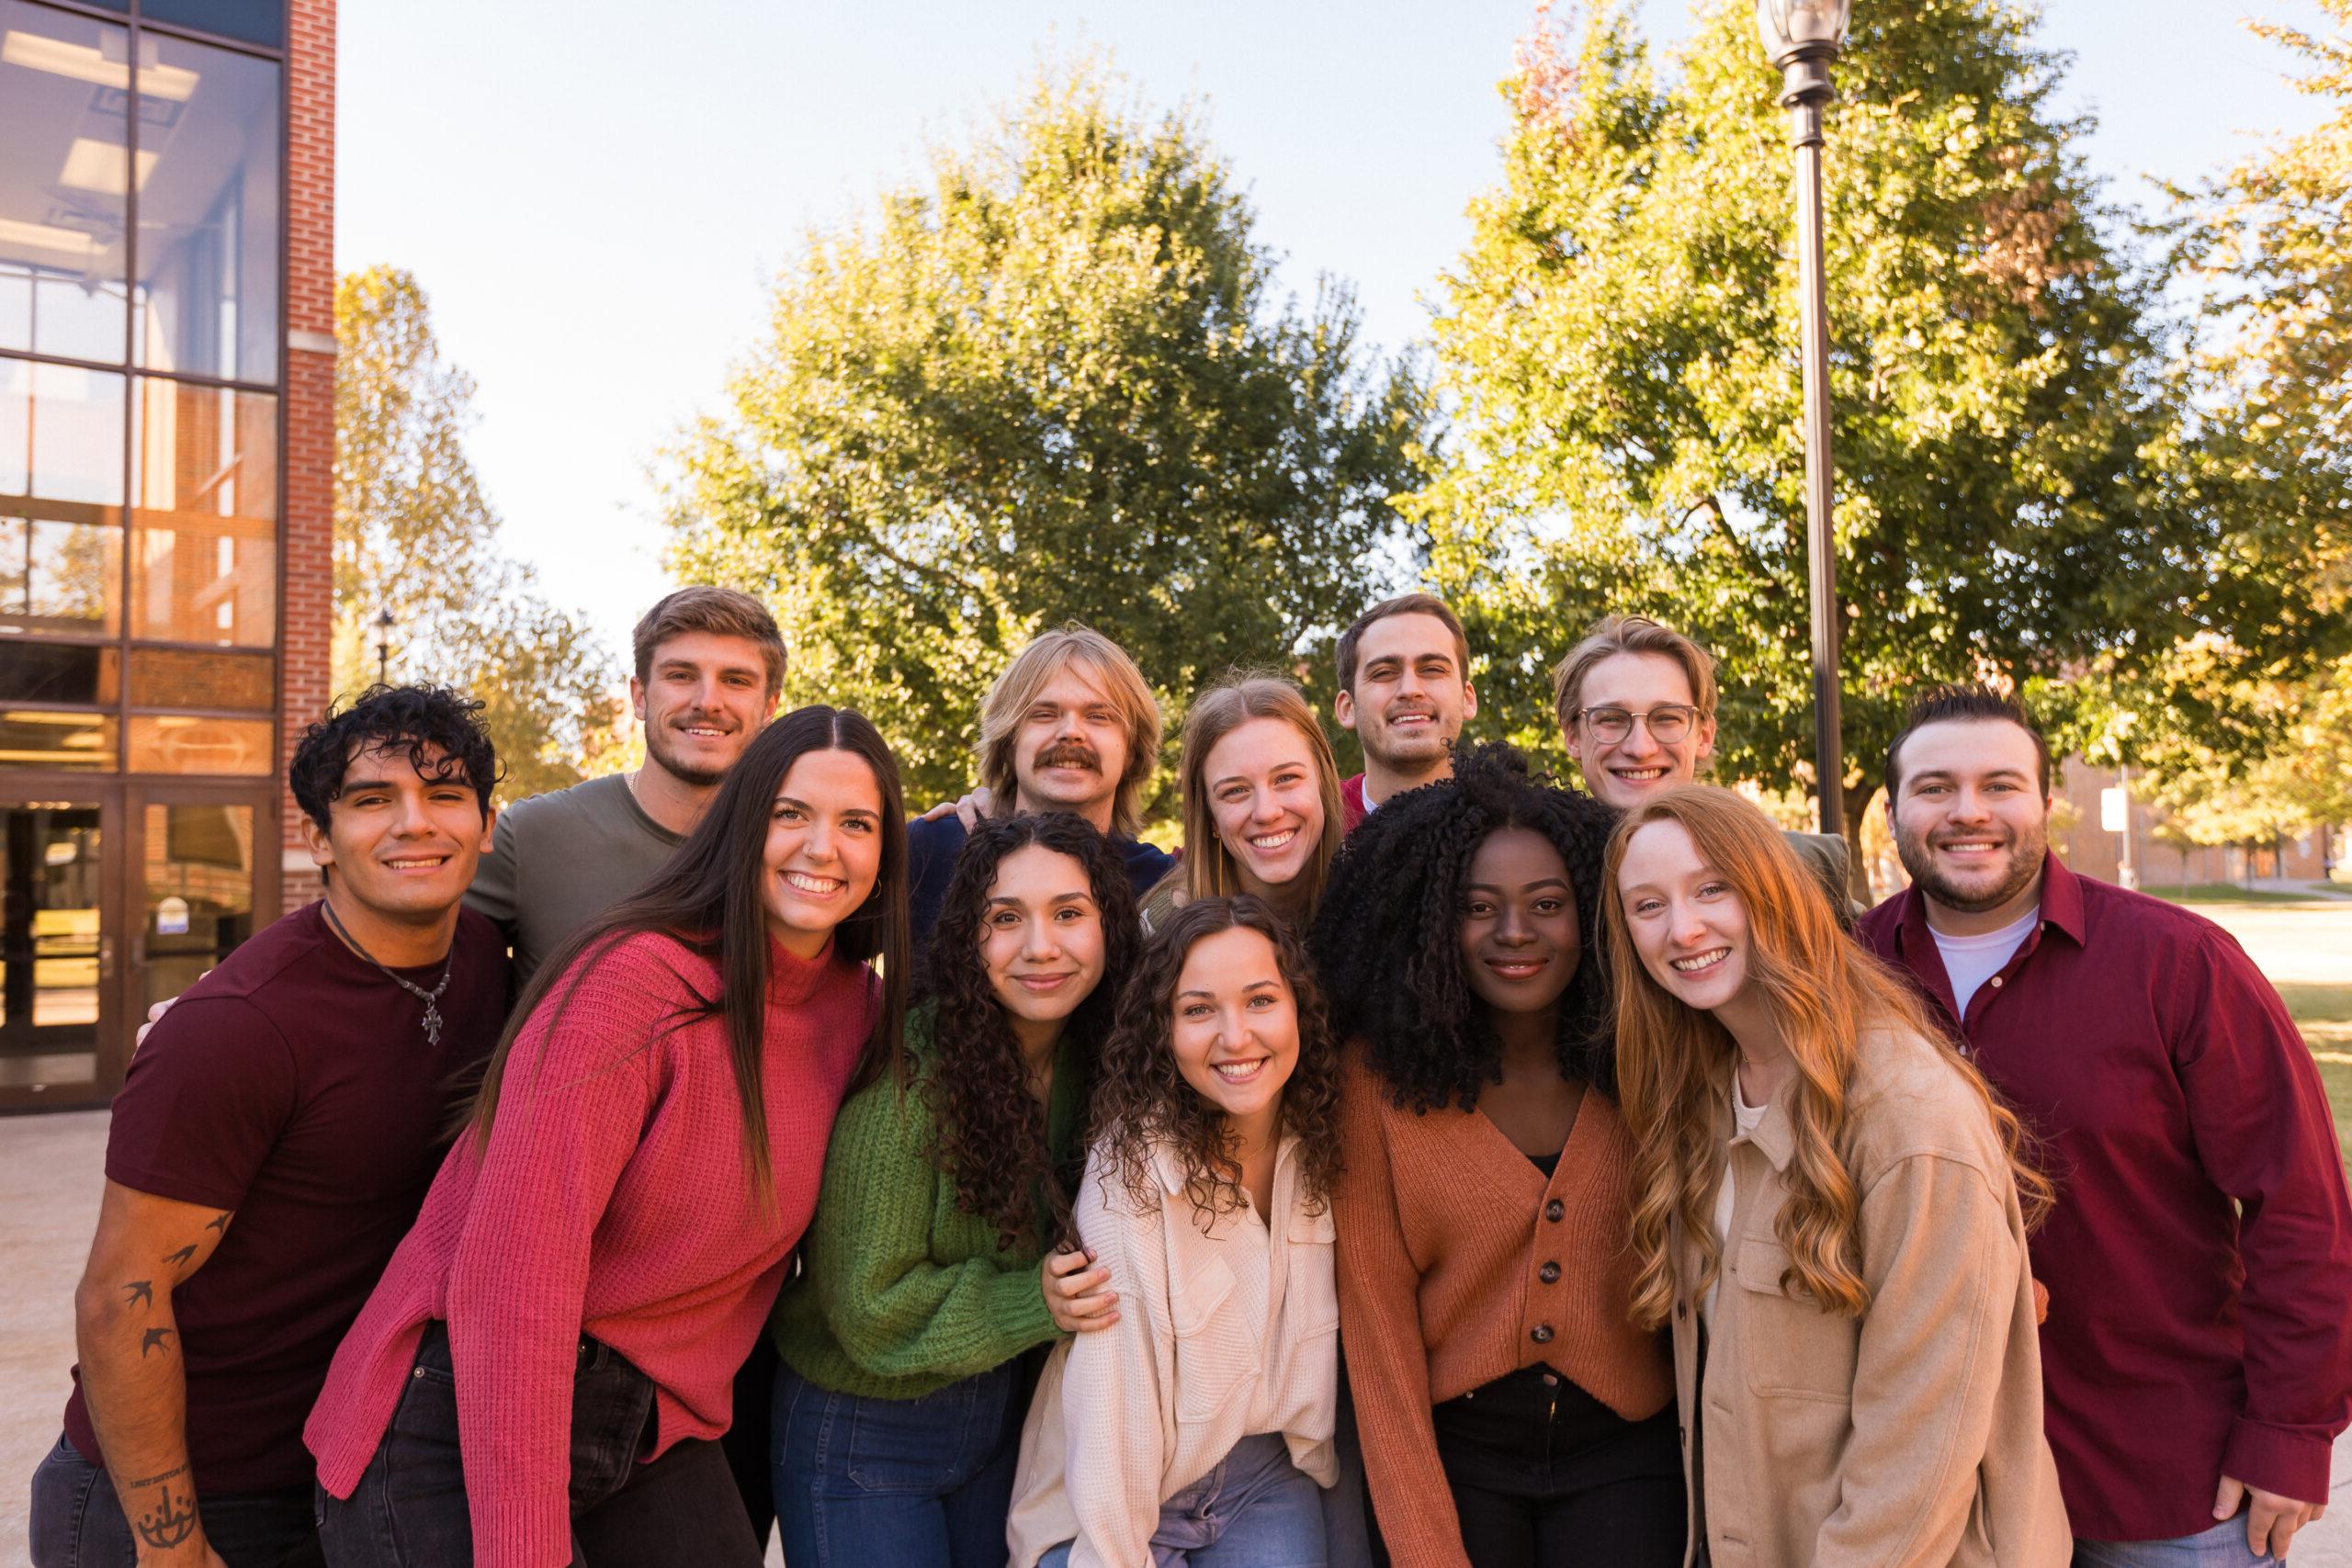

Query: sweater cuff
left=1016, top=1266, right=1064, bottom=1346
left=2221, top=1416, right=2335, bottom=1507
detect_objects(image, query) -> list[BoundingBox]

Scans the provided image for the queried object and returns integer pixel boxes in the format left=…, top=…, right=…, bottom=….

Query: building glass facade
left=0, top=0, right=311, bottom=1109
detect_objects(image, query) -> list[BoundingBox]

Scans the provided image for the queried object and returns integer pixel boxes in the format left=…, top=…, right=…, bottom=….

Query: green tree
left=2111, top=2, right=2352, bottom=805
left=660, top=60, right=1434, bottom=805
left=1411, top=0, right=2295, bottom=860
left=335, top=265, right=621, bottom=801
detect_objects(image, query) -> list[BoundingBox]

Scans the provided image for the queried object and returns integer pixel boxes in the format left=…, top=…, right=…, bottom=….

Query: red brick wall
left=280, top=0, right=336, bottom=913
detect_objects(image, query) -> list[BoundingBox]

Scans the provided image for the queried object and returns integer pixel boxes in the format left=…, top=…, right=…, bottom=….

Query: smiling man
left=906, top=626, right=1169, bottom=950
left=1551, top=615, right=1854, bottom=916
left=1859, top=683, right=2352, bottom=1566
left=32, top=688, right=507, bottom=1568
left=1332, top=593, right=1478, bottom=828
left=467, top=585, right=786, bottom=987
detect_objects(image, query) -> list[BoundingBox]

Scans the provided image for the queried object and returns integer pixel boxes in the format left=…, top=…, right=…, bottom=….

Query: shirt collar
left=1732, top=1071, right=1800, bottom=1173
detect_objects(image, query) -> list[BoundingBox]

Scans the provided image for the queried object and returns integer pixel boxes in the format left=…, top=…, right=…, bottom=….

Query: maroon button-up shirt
left=1859, top=853, right=2352, bottom=1540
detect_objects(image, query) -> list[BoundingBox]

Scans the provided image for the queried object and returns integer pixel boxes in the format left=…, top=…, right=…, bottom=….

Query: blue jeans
left=316, top=1321, right=759, bottom=1567
left=2075, top=1514, right=2280, bottom=1566
left=28, top=1435, right=322, bottom=1568
left=1036, top=1432, right=1329, bottom=1568
left=772, top=1359, right=1025, bottom=1568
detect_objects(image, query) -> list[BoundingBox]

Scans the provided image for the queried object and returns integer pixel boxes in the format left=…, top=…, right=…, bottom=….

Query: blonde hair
left=1601, top=784, right=2049, bottom=1326
left=1550, top=614, right=1718, bottom=739
left=1169, top=675, right=1344, bottom=916
left=976, top=626, right=1163, bottom=838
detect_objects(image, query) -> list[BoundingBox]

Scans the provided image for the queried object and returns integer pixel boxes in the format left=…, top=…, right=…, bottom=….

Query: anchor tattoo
left=134, top=1478, right=198, bottom=1550
left=123, top=1280, right=153, bottom=1309
left=163, top=1245, right=197, bottom=1268
left=140, top=1326, right=175, bottom=1358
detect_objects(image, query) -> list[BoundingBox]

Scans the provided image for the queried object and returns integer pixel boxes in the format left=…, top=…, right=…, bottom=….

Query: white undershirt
left=1704, top=1077, right=1770, bottom=1325
left=1929, top=906, right=2041, bottom=1017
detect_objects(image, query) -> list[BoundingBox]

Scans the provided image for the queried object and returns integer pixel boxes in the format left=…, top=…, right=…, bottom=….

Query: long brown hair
left=1601, top=784, right=2048, bottom=1325
left=1091, top=896, right=1342, bottom=1224
left=467, top=706, right=910, bottom=1196
left=921, top=812, right=1141, bottom=1248
left=1163, top=674, right=1344, bottom=918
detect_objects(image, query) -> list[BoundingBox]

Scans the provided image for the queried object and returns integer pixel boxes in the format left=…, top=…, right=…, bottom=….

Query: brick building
left=0, top=0, right=333, bottom=1110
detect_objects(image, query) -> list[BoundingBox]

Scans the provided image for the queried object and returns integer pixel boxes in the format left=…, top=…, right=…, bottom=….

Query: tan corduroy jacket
left=1005, top=1134, right=1338, bottom=1568
left=1669, top=1022, right=2070, bottom=1568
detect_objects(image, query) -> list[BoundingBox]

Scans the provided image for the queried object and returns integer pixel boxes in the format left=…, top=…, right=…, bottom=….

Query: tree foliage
left=334, top=266, right=622, bottom=800
left=661, top=61, right=1435, bottom=805
left=1409, top=0, right=2323, bottom=853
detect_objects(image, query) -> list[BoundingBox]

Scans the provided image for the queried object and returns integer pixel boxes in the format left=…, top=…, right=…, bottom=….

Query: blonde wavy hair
left=1168, top=675, right=1344, bottom=916
left=975, top=626, right=1163, bottom=837
left=1601, top=784, right=2049, bottom=1325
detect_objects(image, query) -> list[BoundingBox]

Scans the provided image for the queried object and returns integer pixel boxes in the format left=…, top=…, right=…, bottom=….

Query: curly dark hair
left=289, top=683, right=500, bottom=831
left=1310, top=741, right=1619, bottom=1112
left=1091, top=896, right=1342, bottom=1225
left=922, top=813, right=1142, bottom=1249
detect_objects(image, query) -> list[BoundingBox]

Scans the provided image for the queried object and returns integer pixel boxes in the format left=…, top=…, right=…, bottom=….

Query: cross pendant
left=422, top=1002, right=443, bottom=1047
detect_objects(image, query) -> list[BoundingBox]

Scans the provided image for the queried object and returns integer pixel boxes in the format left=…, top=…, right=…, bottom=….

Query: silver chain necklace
left=321, top=898, right=456, bottom=1046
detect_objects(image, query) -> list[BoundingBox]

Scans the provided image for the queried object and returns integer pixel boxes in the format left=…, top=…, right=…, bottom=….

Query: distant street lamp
left=372, top=608, right=396, bottom=687
left=1757, top=0, right=1851, bottom=838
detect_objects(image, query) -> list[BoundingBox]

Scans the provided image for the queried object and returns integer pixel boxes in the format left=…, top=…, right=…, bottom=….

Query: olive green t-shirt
left=463, top=773, right=684, bottom=991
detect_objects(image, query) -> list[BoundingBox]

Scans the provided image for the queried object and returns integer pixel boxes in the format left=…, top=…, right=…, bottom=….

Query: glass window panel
left=139, top=0, right=283, bottom=49
left=128, top=646, right=269, bottom=709
left=0, top=800, right=104, bottom=1089
left=0, top=515, right=123, bottom=636
left=0, top=2, right=136, bottom=361
left=141, top=800, right=254, bottom=1013
left=0, top=708, right=116, bottom=769
left=132, top=30, right=278, bottom=383
left=1, top=356, right=127, bottom=501
left=127, top=712, right=270, bottom=773
left=130, top=377, right=273, bottom=646
left=0, top=643, right=118, bottom=704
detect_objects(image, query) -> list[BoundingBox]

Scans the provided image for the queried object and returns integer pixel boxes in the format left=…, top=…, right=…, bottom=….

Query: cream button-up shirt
left=1006, top=1133, right=1339, bottom=1568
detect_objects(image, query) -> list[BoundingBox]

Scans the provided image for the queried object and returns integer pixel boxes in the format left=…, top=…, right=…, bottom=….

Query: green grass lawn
left=2280, top=984, right=2352, bottom=1184
left=2150, top=884, right=2346, bottom=908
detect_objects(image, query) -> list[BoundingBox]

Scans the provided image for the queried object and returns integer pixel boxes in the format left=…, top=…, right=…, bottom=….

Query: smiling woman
left=1308, top=743, right=1682, bottom=1568
left=305, top=705, right=910, bottom=1568
left=1146, top=674, right=1345, bottom=933
left=1007, top=896, right=1345, bottom=1568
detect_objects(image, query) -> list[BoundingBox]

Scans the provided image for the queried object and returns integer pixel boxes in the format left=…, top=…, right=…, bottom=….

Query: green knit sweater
left=769, top=1003, right=1082, bottom=1400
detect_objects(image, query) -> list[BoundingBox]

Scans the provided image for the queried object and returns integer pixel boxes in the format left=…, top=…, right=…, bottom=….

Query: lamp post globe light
left=1758, top=0, right=1852, bottom=838
left=372, top=607, right=397, bottom=688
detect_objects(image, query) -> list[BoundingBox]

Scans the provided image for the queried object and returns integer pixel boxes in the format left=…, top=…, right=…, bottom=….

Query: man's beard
left=643, top=717, right=732, bottom=788
left=1894, top=820, right=2046, bottom=915
left=1370, top=706, right=1450, bottom=764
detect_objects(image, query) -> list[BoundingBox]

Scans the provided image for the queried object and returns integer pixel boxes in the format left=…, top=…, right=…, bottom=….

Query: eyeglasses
left=1573, top=704, right=1702, bottom=745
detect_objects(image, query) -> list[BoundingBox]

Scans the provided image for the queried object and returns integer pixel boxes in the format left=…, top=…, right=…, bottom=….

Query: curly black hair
left=922, top=813, right=1142, bottom=1249
left=1309, top=741, right=1620, bottom=1112
left=288, top=683, right=501, bottom=832
left=1091, top=896, right=1342, bottom=1225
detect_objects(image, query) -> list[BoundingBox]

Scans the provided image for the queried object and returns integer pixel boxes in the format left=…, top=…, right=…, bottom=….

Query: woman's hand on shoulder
left=1044, top=1246, right=1119, bottom=1333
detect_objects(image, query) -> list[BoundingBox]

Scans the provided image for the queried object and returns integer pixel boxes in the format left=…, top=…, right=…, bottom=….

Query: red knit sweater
left=305, top=931, right=873, bottom=1568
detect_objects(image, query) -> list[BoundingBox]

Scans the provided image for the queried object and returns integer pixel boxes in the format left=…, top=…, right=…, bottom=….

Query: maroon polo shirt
left=1859, top=853, right=2352, bottom=1540
left=63, top=901, right=507, bottom=1492
left=1340, top=773, right=1369, bottom=834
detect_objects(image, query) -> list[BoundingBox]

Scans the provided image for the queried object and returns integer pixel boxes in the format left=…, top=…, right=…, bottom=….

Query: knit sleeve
left=1333, top=1057, right=1471, bottom=1568
left=444, top=937, right=675, bottom=1568
left=1060, top=1149, right=1175, bottom=1568
left=806, top=1073, right=1059, bottom=1384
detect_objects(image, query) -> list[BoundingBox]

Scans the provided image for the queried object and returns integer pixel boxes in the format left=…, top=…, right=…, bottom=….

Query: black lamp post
left=1757, top=0, right=1852, bottom=838
left=372, top=608, right=396, bottom=688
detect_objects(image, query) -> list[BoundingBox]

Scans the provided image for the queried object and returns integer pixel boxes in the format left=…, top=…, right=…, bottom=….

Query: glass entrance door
left=0, top=789, right=119, bottom=1108
left=132, top=795, right=263, bottom=1019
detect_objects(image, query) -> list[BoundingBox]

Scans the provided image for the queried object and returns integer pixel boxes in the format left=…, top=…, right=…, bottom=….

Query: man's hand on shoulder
left=912, top=785, right=992, bottom=831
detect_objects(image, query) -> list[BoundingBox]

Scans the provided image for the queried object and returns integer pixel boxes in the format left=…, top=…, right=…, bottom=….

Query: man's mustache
left=1034, top=742, right=1102, bottom=773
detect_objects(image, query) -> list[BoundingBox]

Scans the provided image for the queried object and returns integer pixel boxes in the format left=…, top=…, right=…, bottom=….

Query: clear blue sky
left=337, top=0, right=2335, bottom=669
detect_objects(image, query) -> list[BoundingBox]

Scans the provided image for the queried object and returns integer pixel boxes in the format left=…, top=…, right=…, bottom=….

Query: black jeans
left=1431, top=1366, right=1685, bottom=1568
left=315, top=1322, right=760, bottom=1568
left=28, top=1434, right=323, bottom=1568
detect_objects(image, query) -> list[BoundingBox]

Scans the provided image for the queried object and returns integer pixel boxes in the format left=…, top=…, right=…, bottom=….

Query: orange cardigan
left=1332, top=1047, right=1673, bottom=1568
